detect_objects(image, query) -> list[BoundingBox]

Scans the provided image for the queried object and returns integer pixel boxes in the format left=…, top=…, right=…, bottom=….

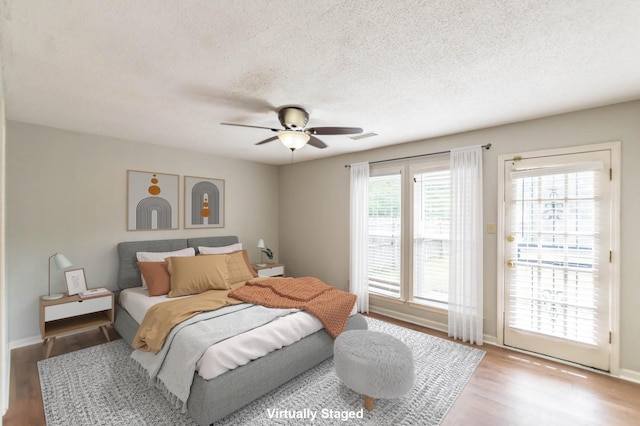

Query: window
left=412, top=166, right=450, bottom=308
left=368, top=160, right=451, bottom=310
left=368, top=169, right=402, bottom=298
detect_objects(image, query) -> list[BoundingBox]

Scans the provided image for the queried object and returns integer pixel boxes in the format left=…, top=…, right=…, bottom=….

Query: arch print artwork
left=184, top=176, right=225, bottom=228
left=127, top=170, right=179, bottom=231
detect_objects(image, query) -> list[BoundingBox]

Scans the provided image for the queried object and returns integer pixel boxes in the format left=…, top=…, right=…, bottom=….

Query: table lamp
left=256, top=239, right=266, bottom=266
left=44, top=253, right=72, bottom=300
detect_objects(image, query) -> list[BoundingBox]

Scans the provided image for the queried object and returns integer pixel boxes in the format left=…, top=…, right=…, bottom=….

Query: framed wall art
left=64, top=268, right=88, bottom=296
left=127, top=170, right=179, bottom=231
left=184, top=176, right=225, bottom=228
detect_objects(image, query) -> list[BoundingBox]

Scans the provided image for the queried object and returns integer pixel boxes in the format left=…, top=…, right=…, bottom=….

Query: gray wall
left=6, top=122, right=280, bottom=343
left=0, top=64, right=8, bottom=416
left=278, top=100, right=640, bottom=375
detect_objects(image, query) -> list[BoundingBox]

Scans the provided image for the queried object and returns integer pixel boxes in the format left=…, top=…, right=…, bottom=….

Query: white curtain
left=349, top=162, right=370, bottom=313
left=448, top=146, right=484, bottom=344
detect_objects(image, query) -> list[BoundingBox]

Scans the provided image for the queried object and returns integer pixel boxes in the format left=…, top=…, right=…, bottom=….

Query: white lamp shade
left=257, top=239, right=266, bottom=249
left=277, top=131, right=310, bottom=150
left=45, top=253, right=72, bottom=300
left=52, top=253, right=72, bottom=270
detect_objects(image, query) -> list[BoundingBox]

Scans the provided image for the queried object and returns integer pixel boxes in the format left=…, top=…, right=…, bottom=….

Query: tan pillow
left=137, top=262, right=171, bottom=296
left=166, top=255, right=230, bottom=297
left=226, top=250, right=256, bottom=285
left=198, top=249, right=258, bottom=277
left=136, top=247, right=195, bottom=289
left=233, top=249, right=258, bottom=278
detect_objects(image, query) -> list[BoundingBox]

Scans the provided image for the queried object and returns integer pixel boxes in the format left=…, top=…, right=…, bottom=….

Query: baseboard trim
left=482, top=334, right=498, bottom=345
left=9, top=335, right=41, bottom=349
left=369, top=306, right=448, bottom=333
left=369, top=306, right=497, bottom=346
left=620, top=368, right=640, bottom=384
left=10, top=327, right=96, bottom=349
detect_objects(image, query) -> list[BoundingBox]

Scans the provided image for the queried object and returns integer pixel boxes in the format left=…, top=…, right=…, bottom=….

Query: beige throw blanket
left=132, top=288, right=243, bottom=353
left=228, top=276, right=356, bottom=338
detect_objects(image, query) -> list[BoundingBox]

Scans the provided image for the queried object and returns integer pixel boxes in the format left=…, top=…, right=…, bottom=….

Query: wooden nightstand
left=253, top=263, right=285, bottom=277
left=40, top=291, right=114, bottom=358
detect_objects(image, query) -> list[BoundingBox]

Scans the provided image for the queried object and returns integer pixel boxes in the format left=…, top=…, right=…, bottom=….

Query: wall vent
left=349, top=132, right=378, bottom=140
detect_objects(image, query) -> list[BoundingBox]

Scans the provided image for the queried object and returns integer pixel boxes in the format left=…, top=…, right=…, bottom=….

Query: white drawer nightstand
left=253, top=263, right=285, bottom=277
left=40, top=291, right=114, bottom=358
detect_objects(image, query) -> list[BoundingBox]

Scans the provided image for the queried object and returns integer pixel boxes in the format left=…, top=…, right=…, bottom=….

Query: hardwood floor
left=367, top=313, right=640, bottom=426
left=3, top=315, right=640, bottom=425
left=2, top=326, right=121, bottom=426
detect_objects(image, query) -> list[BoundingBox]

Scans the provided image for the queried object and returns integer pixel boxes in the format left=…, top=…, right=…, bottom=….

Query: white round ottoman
left=334, top=330, right=414, bottom=411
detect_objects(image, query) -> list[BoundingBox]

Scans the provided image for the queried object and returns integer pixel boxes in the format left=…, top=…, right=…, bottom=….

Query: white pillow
left=198, top=243, right=243, bottom=255
left=136, top=247, right=195, bottom=288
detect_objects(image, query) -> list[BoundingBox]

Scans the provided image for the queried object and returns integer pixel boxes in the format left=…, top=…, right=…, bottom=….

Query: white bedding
left=119, top=287, right=342, bottom=380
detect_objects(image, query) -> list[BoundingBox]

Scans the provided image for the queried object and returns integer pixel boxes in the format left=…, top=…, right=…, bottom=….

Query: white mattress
left=119, top=287, right=334, bottom=380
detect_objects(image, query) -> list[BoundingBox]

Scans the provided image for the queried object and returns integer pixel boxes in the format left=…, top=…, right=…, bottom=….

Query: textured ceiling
left=1, top=1, right=640, bottom=165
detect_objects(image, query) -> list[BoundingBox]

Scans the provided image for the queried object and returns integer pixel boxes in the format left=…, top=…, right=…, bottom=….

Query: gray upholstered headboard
left=186, top=235, right=239, bottom=251
left=116, top=235, right=239, bottom=289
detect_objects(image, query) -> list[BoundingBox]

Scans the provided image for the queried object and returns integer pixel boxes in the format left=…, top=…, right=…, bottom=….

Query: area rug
left=38, top=317, right=485, bottom=425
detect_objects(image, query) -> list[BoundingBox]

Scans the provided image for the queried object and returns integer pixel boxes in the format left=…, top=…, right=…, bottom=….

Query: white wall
left=0, top=61, right=9, bottom=417
left=5, top=122, right=280, bottom=344
left=278, top=100, right=640, bottom=375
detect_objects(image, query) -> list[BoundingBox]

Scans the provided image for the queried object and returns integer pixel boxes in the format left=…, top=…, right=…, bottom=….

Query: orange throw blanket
left=228, top=277, right=356, bottom=338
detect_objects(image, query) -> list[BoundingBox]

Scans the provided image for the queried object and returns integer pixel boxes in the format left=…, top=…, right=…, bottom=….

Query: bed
left=113, top=235, right=367, bottom=426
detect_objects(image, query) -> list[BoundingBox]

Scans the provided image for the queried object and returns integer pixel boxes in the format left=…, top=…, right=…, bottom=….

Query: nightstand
left=40, top=291, right=114, bottom=358
left=253, top=263, right=285, bottom=277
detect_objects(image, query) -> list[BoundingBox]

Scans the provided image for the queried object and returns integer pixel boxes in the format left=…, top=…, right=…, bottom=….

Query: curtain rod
left=344, top=143, right=492, bottom=168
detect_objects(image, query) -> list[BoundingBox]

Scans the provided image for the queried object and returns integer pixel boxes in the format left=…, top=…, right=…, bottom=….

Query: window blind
left=508, top=164, right=602, bottom=345
left=368, top=172, right=402, bottom=297
left=413, top=168, right=450, bottom=305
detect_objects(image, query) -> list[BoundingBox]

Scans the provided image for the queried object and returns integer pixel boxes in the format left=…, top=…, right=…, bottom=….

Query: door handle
left=507, top=260, right=515, bottom=268
left=507, top=235, right=515, bottom=242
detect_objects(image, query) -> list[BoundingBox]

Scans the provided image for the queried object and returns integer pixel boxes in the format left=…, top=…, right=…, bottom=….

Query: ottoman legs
left=364, top=395, right=374, bottom=411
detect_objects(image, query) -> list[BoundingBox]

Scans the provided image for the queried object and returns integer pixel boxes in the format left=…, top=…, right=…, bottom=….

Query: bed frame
left=113, top=236, right=367, bottom=426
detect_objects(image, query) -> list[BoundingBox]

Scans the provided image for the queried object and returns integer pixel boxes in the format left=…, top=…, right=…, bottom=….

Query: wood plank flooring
left=367, top=313, right=640, bottom=426
left=3, top=326, right=121, bottom=426
left=3, top=314, right=639, bottom=425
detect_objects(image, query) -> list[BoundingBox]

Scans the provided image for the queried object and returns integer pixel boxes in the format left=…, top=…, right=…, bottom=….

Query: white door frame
left=497, top=141, right=621, bottom=375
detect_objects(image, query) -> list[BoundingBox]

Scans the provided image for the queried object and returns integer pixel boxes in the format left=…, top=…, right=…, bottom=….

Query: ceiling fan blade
left=255, top=135, right=279, bottom=145
left=307, top=135, right=328, bottom=149
left=306, top=127, right=363, bottom=135
left=221, top=122, right=280, bottom=132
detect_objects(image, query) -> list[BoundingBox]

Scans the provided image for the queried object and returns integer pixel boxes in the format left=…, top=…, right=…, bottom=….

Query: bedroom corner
left=1, top=62, right=9, bottom=419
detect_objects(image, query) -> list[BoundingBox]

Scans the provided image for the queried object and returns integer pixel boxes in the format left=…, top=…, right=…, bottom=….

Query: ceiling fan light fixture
left=221, top=106, right=361, bottom=151
left=277, top=130, right=310, bottom=150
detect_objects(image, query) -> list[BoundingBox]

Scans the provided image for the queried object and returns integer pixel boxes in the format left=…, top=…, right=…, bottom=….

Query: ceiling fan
left=221, top=106, right=363, bottom=151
